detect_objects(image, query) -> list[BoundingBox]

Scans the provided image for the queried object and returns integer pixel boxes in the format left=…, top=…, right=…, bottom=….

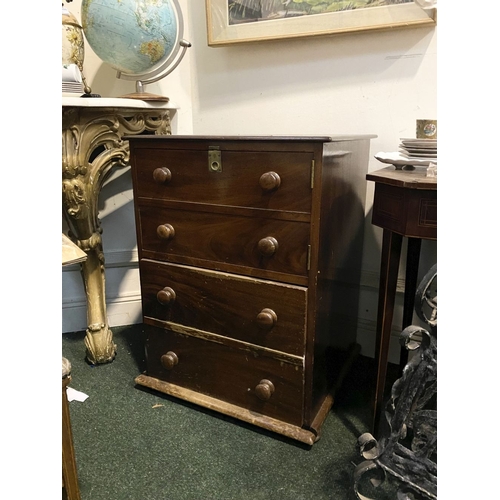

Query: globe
left=81, top=0, right=190, bottom=100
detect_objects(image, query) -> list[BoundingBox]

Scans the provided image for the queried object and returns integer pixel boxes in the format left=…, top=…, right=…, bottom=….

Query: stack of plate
left=62, top=81, right=84, bottom=94
left=399, top=138, right=437, bottom=161
left=62, top=64, right=84, bottom=95
left=374, top=137, right=438, bottom=169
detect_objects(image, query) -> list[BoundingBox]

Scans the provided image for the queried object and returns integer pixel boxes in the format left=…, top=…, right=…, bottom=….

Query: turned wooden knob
left=255, top=379, right=275, bottom=401
left=256, top=308, right=277, bottom=329
left=157, top=287, right=176, bottom=305
left=161, top=351, right=178, bottom=370
left=258, top=236, right=278, bottom=257
left=153, top=167, right=172, bottom=184
left=156, top=224, right=175, bottom=240
left=259, top=171, right=281, bottom=191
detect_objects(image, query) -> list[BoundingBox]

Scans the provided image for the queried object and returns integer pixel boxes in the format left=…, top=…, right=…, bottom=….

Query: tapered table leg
left=372, top=229, right=402, bottom=436
left=399, top=237, right=422, bottom=372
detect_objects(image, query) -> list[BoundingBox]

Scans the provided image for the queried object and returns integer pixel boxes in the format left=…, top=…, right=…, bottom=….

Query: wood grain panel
left=372, top=183, right=437, bottom=239
left=143, top=326, right=305, bottom=426
left=132, top=149, right=313, bottom=213
left=140, top=260, right=307, bottom=356
left=137, top=205, right=310, bottom=277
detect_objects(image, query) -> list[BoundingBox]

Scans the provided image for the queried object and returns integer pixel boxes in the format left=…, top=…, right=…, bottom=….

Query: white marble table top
left=62, top=96, right=178, bottom=110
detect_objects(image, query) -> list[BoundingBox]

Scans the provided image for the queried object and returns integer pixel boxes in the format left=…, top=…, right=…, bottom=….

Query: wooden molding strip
left=135, top=374, right=316, bottom=446
left=144, top=317, right=304, bottom=367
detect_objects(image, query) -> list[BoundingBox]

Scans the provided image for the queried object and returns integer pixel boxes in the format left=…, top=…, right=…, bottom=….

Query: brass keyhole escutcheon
left=208, top=148, right=222, bottom=173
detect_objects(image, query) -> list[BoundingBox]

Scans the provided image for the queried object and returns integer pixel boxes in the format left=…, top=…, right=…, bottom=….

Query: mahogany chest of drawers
left=127, top=135, right=373, bottom=445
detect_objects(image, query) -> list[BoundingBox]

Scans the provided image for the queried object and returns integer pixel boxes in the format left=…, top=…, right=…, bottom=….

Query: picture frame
left=205, top=1, right=436, bottom=46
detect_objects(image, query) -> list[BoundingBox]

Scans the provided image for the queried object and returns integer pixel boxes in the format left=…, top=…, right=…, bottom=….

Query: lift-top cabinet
left=128, top=135, right=373, bottom=445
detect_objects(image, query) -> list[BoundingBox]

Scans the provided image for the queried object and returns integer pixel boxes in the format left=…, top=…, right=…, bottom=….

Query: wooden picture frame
left=206, top=1, right=436, bottom=46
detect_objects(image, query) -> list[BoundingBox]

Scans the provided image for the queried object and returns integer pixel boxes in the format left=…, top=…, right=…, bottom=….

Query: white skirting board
left=62, top=252, right=142, bottom=333
left=62, top=294, right=143, bottom=333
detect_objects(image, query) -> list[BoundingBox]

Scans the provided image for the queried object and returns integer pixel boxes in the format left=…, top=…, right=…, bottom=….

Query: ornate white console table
left=62, top=97, right=173, bottom=364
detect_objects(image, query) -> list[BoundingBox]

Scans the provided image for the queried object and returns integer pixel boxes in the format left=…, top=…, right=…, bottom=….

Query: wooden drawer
left=140, top=260, right=307, bottom=356
left=137, top=204, right=310, bottom=278
left=133, top=148, right=313, bottom=213
left=371, top=183, right=437, bottom=240
left=143, top=326, right=305, bottom=427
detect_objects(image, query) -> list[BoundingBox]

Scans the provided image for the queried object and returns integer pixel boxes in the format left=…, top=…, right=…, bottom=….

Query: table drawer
left=144, top=326, right=305, bottom=427
left=132, top=149, right=313, bottom=213
left=140, top=260, right=307, bottom=356
left=372, top=183, right=437, bottom=239
left=137, top=205, right=310, bottom=277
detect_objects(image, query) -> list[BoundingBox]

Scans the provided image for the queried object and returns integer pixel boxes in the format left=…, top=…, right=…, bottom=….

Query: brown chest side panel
left=132, top=149, right=313, bottom=213
left=143, top=326, right=305, bottom=427
left=137, top=205, right=310, bottom=277
left=140, top=260, right=307, bottom=356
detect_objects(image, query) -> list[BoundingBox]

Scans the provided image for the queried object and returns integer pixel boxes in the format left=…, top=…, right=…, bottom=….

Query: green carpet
left=63, top=325, right=398, bottom=500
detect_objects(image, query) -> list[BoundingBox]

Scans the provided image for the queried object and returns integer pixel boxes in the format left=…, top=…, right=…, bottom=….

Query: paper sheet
left=66, top=387, right=89, bottom=403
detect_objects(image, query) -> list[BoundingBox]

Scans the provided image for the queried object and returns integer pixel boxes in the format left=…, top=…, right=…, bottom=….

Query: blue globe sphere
left=81, top=0, right=179, bottom=76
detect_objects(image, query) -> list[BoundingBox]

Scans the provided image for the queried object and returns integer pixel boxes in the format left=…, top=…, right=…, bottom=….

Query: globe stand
left=120, top=81, right=170, bottom=103
left=117, top=39, right=191, bottom=103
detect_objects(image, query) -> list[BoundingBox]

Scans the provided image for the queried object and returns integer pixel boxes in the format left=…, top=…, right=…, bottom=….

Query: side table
left=62, top=97, right=173, bottom=364
left=366, top=166, right=437, bottom=435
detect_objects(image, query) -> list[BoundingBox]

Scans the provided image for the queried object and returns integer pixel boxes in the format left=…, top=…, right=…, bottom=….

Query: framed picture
left=206, top=1, right=436, bottom=46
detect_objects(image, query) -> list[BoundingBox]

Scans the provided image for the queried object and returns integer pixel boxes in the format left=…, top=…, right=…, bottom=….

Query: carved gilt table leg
left=62, top=104, right=171, bottom=364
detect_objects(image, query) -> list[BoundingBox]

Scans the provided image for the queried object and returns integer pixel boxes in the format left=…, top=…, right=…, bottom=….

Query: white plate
left=399, top=149, right=437, bottom=159
left=375, top=151, right=437, bottom=169
left=62, top=84, right=84, bottom=92
left=400, top=138, right=437, bottom=148
left=400, top=145, right=438, bottom=153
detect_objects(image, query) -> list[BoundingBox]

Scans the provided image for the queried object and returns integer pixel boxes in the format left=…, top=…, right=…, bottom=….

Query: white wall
left=62, top=1, right=437, bottom=362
